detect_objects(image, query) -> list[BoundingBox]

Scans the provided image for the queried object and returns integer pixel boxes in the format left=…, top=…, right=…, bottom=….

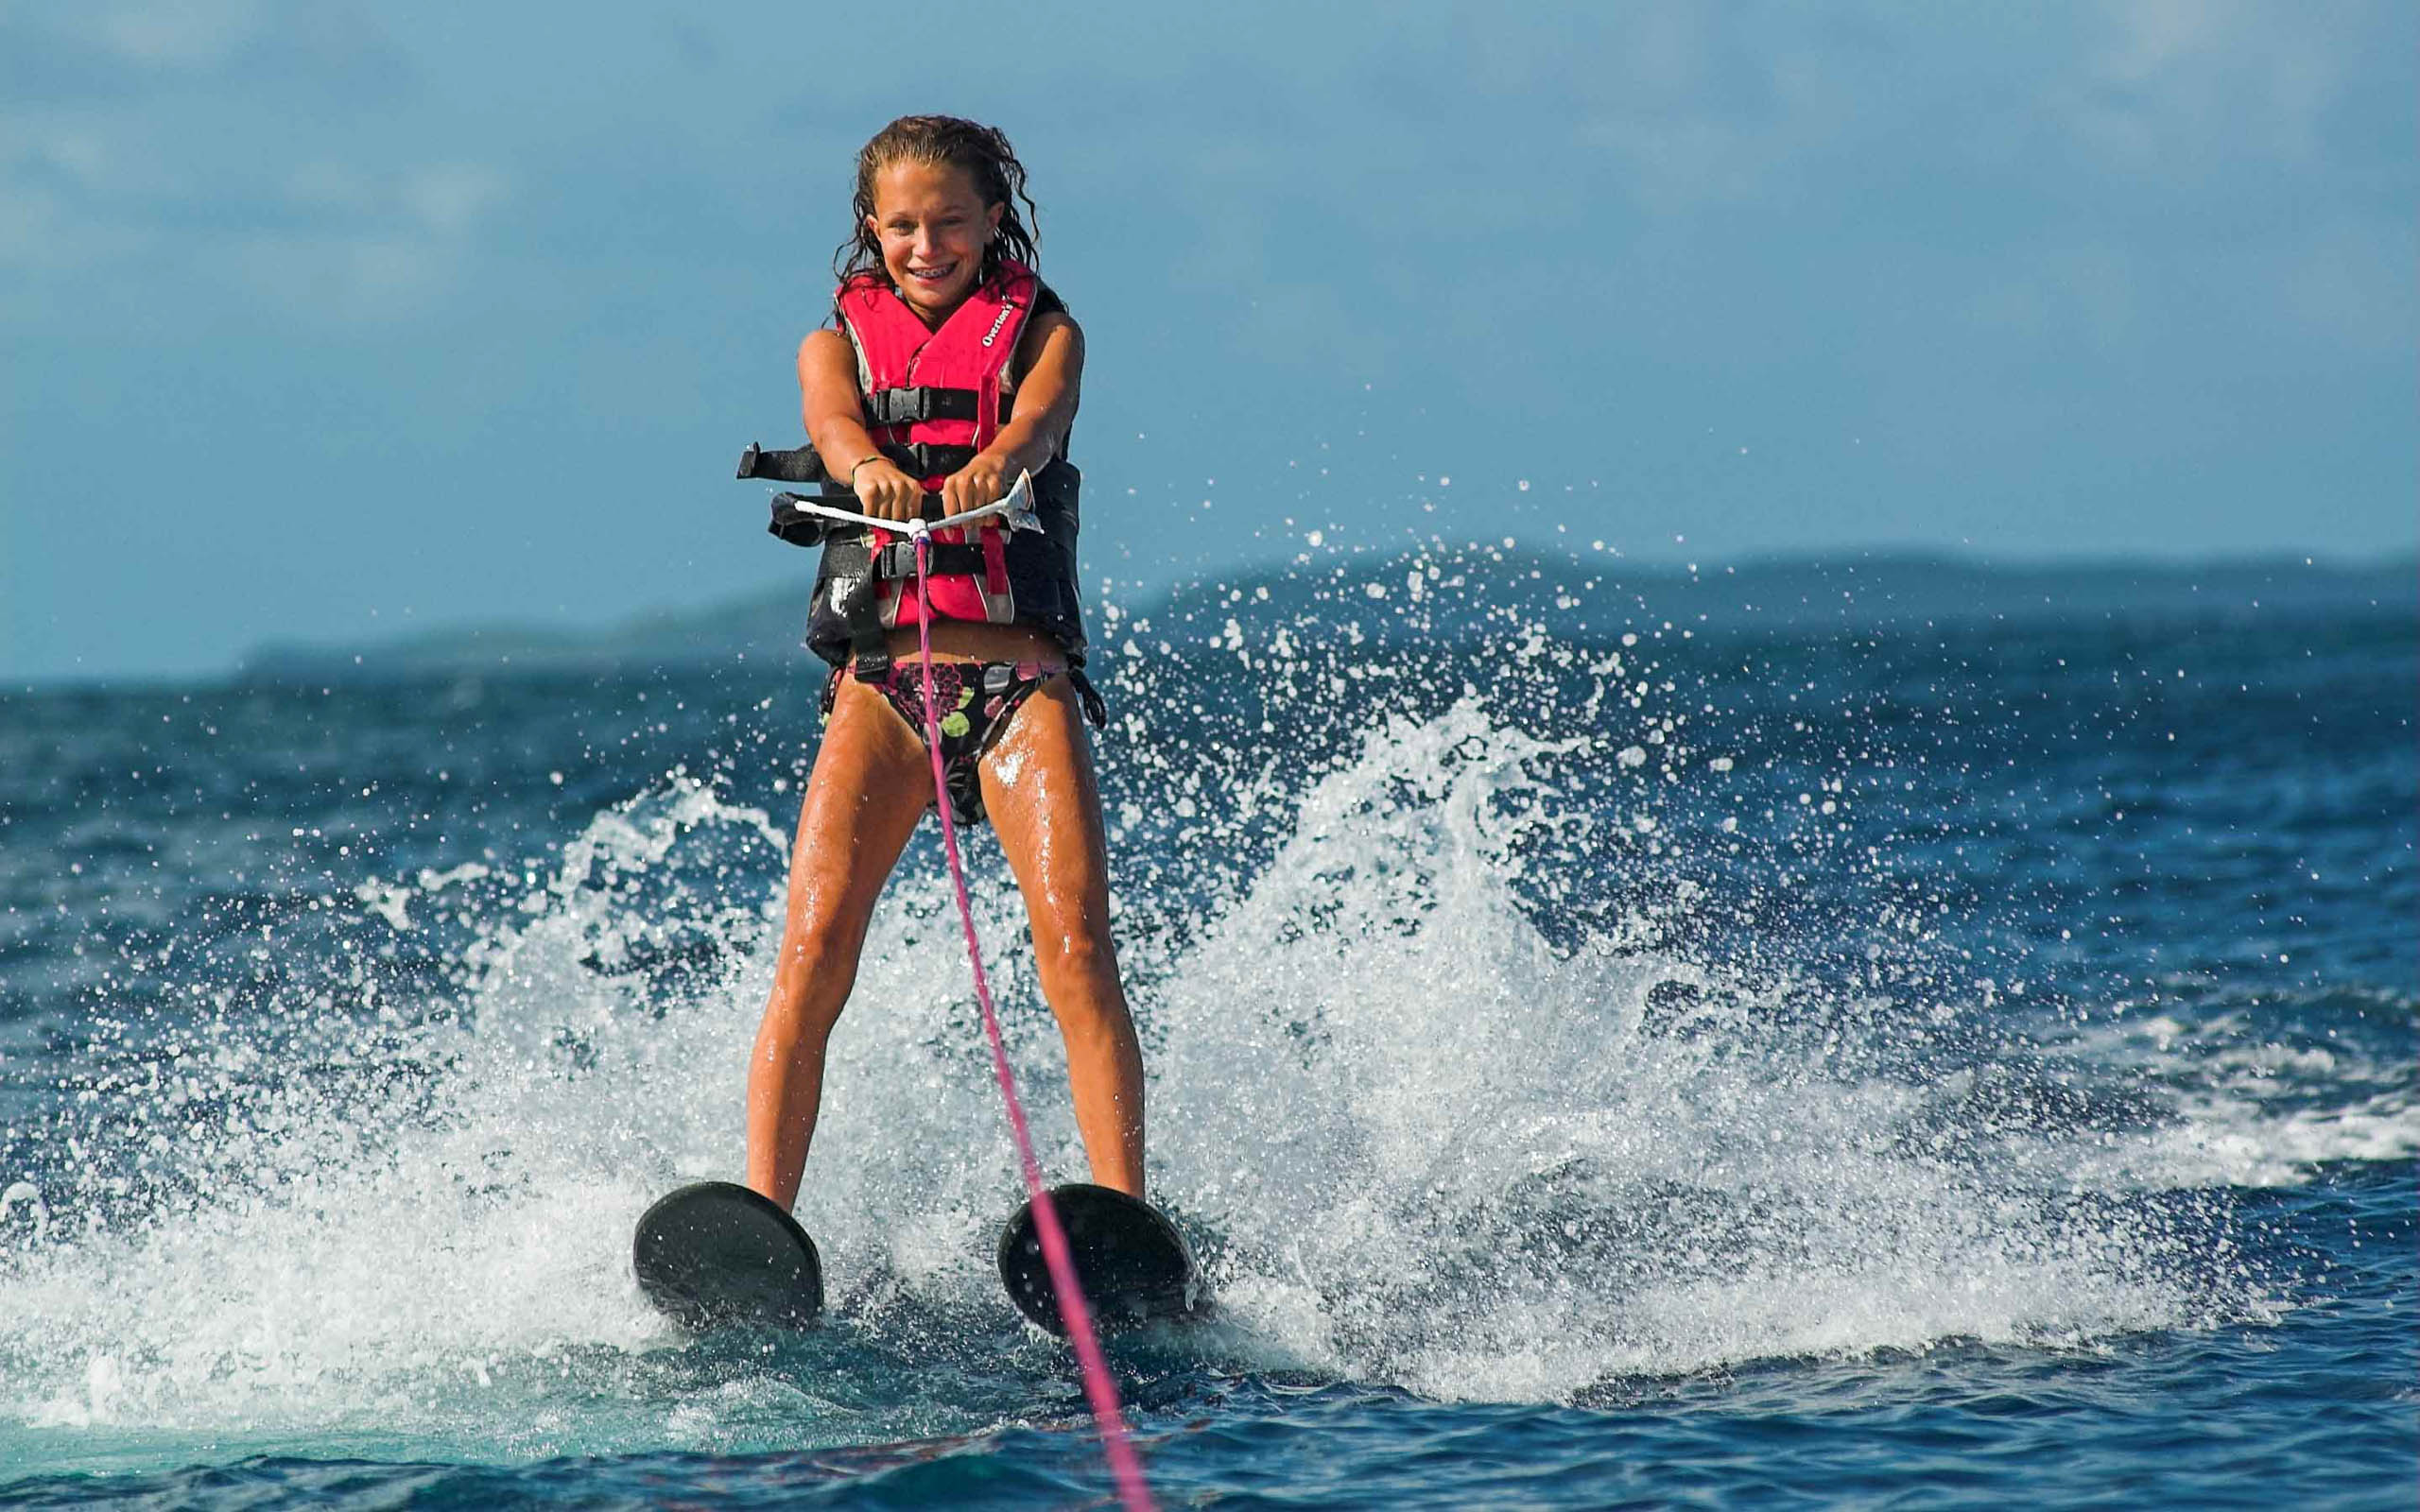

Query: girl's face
left=868, top=159, right=1003, bottom=321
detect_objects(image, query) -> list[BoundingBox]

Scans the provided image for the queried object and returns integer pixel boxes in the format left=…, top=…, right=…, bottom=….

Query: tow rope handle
left=766, top=473, right=1039, bottom=549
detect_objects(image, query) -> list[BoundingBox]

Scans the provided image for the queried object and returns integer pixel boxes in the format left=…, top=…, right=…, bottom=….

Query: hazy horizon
left=142, top=541, right=2405, bottom=694
left=9, top=532, right=2413, bottom=691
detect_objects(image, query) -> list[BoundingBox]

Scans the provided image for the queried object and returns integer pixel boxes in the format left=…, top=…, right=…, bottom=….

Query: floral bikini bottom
left=833, top=659, right=1067, bottom=828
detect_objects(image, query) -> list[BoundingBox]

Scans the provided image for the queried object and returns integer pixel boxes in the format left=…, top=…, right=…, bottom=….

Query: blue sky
left=3, top=2, right=2412, bottom=683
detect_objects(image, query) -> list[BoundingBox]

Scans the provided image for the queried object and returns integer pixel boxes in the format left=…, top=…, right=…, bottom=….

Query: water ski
left=632, top=1180, right=822, bottom=1329
left=996, top=1182, right=1206, bottom=1335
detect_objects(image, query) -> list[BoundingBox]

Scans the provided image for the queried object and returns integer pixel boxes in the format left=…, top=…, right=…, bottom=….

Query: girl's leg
left=978, top=678, right=1145, bottom=1197
left=746, top=679, right=934, bottom=1211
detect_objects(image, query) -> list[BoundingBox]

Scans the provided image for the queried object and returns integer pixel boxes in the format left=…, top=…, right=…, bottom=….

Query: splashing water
left=0, top=553, right=2407, bottom=1498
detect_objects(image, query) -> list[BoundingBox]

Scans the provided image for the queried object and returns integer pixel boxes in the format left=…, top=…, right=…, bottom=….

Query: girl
left=744, top=116, right=1144, bottom=1211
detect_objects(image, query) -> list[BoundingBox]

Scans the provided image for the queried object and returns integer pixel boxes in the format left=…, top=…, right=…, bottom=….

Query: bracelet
left=848, top=454, right=885, bottom=481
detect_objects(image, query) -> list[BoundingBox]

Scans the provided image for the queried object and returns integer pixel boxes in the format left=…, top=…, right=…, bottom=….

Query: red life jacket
left=836, top=261, right=1038, bottom=627
left=786, top=260, right=1094, bottom=696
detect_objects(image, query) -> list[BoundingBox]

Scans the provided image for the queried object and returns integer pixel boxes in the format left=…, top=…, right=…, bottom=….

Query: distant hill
left=238, top=549, right=2416, bottom=681
left=241, top=585, right=810, bottom=680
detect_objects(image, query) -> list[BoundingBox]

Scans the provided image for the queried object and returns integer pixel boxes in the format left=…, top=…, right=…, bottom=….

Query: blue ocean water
left=0, top=553, right=2411, bottom=1508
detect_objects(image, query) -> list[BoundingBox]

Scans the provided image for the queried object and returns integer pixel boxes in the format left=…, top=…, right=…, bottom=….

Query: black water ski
left=632, top=1180, right=822, bottom=1329
left=996, top=1182, right=1206, bottom=1335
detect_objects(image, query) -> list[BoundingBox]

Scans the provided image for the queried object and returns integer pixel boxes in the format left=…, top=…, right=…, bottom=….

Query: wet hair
left=836, top=115, right=1041, bottom=287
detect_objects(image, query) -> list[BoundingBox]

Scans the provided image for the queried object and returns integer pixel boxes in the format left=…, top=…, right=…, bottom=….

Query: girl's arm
left=942, top=312, right=1084, bottom=517
left=798, top=329, right=923, bottom=521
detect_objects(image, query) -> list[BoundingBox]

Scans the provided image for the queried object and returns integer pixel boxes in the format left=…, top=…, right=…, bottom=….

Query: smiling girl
left=744, top=116, right=1143, bottom=1211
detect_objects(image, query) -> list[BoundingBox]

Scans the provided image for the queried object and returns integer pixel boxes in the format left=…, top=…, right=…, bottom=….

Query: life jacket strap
left=1067, top=668, right=1107, bottom=730
left=810, top=533, right=893, bottom=678
left=873, top=541, right=989, bottom=578
left=978, top=526, right=1011, bottom=598
left=861, top=387, right=1015, bottom=428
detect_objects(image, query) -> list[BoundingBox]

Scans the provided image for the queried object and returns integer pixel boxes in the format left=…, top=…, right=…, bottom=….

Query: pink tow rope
left=910, top=529, right=1153, bottom=1512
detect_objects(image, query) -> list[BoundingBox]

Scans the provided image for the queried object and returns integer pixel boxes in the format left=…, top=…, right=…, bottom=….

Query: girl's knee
left=767, top=914, right=864, bottom=1033
left=760, top=976, right=845, bottom=1042
left=1031, top=915, right=1117, bottom=985
left=1048, top=991, right=1132, bottom=1050
left=1036, top=934, right=1132, bottom=1042
left=779, top=908, right=866, bottom=980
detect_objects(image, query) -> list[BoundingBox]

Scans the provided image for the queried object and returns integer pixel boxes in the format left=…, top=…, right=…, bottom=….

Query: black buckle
left=867, top=387, right=983, bottom=425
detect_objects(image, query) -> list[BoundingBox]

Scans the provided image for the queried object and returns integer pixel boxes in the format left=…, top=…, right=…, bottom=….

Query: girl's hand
left=941, top=454, right=1011, bottom=518
left=853, top=456, right=923, bottom=522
